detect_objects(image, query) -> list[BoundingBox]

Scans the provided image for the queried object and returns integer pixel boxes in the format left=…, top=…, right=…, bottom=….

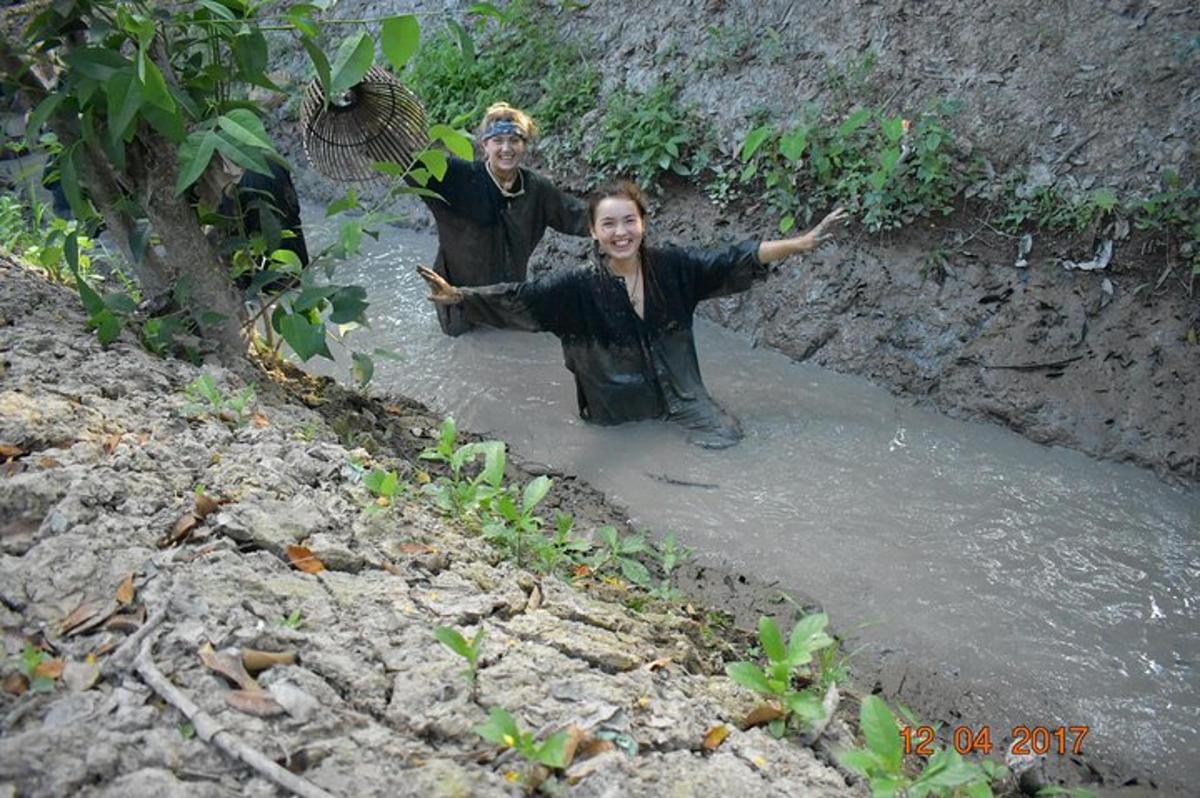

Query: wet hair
left=478, top=102, right=537, bottom=140
left=587, top=180, right=648, bottom=227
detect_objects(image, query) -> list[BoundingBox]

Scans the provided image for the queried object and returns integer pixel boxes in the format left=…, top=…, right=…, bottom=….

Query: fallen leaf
left=2, top=673, right=28, bottom=695
left=0, top=443, right=24, bottom=458
left=62, top=660, right=101, bottom=692
left=137, top=432, right=151, bottom=445
left=194, top=493, right=220, bottom=519
left=397, top=542, right=436, bottom=555
left=703, top=724, right=730, bottom=751
left=103, top=433, right=122, bottom=454
left=414, top=470, right=431, bottom=485
left=560, top=725, right=586, bottom=769
left=36, top=456, right=62, bottom=469
left=33, top=658, right=64, bottom=680
left=526, top=583, right=543, bottom=612
left=199, top=643, right=259, bottom=691
left=242, top=649, right=297, bottom=674
left=103, top=604, right=147, bottom=633
left=91, top=636, right=119, bottom=658
left=574, top=738, right=616, bottom=760
left=643, top=656, right=673, bottom=672
left=251, top=412, right=270, bottom=428
left=158, top=512, right=200, bottom=548
left=286, top=545, right=325, bottom=574
left=740, top=703, right=786, bottom=731
left=572, top=564, right=592, bottom=579
left=60, top=598, right=120, bottom=637
left=225, top=689, right=286, bottom=717
left=115, top=574, right=136, bottom=605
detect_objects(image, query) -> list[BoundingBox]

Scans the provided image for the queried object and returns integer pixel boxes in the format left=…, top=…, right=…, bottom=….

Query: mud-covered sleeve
left=407, top=155, right=476, bottom=208
left=674, top=240, right=769, bottom=305
left=458, top=271, right=579, bottom=335
left=534, top=173, right=590, bottom=237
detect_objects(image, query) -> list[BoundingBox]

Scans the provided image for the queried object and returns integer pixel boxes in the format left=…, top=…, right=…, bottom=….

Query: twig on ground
left=102, top=604, right=168, bottom=676
left=134, top=637, right=337, bottom=798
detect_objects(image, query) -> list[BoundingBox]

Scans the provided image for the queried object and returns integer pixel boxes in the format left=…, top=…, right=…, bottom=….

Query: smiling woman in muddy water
left=417, top=180, right=847, bottom=447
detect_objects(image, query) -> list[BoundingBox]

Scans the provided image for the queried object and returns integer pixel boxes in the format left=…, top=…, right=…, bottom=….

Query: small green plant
left=725, top=614, right=834, bottom=737
left=1134, top=170, right=1200, bottom=275
left=589, top=526, right=652, bottom=587
left=998, top=181, right=1120, bottom=234
left=475, top=707, right=569, bottom=775
left=588, top=81, right=710, bottom=187
left=481, top=475, right=554, bottom=563
left=838, top=695, right=1005, bottom=798
left=422, top=438, right=507, bottom=517
left=182, top=374, right=256, bottom=425
left=528, top=512, right=591, bottom=575
left=279, top=609, right=303, bottom=629
left=363, top=466, right=404, bottom=507
left=647, top=531, right=693, bottom=601
left=17, top=644, right=56, bottom=693
left=434, top=624, right=485, bottom=697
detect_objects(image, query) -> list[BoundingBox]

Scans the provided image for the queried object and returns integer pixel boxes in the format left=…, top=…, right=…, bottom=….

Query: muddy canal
left=306, top=216, right=1199, bottom=790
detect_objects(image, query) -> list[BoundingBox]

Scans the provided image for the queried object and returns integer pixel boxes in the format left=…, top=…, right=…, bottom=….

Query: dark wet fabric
left=418, top=156, right=588, bottom=336
left=218, top=161, right=309, bottom=268
left=457, top=240, right=768, bottom=447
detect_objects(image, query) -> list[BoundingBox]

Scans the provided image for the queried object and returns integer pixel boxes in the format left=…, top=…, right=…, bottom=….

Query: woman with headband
left=417, top=102, right=590, bottom=336
left=417, top=180, right=848, bottom=448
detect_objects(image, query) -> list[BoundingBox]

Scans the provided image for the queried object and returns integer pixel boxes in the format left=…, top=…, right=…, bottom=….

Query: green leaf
left=779, top=127, right=808, bottom=162
left=445, top=19, right=475, bottom=66
left=232, top=29, right=269, bottom=80
left=287, top=5, right=319, bottom=38
left=836, top=749, right=880, bottom=777
left=214, top=130, right=272, bottom=176
left=329, top=32, right=374, bottom=95
left=758, top=617, right=787, bottom=662
left=430, top=125, right=474, bottom=160
left=270, top=249, right=303, bottom=272
left=434, top=626, right=470, bottom=658
left=325, top=189, right=359, bottom=217
left=300, top=36, right=332, bottom=96
left=64, top=48, right=130, bottom=82
left=837, top=108, right=871, bottom=138
left=882, top=116, right=906, bottom=144
left=778, top=214, right=795, bottom=234
left=467, top=2, right=509, bottom=22
left=59, top=145, right=87, bottom=221
left=351, top=352, right=374, bottom=386
left=75, top=274, right=105, bottom=317
left=106, top=69, right=143, bottom=143
left=143, top=104, right=186, bottom=143
left=859, top=695, right=903, bottom=774
left=880, top=147, right=901, bottom=174
left=278, top=311, right=332, bottom=360
left=787, top=612, right=832, bottom=664
left=522, top=475, right=552, bottom=513
left=175, top=131, right=219, bottom=195
left=479, top=441, right=506, bottom=488
left=475, top=708, right=520, bottom=747
left=25, top=93, right=65, bottom=149
left=217, top=109, right=276, bottom=153
left=725, top=661, right=772, bottom=695
left=740, top=124, right=772, bottom=162
left=338, top=220, right=363, bottom=255
left=785, top=690, right=825, bottom=723
left=329, top=285, right=369, bottom=324
left=198, top=0, right=236, bottom=20
left=137, top=55, right=175, bottom=112
left=620, top=557, right=651, bottom=586
left=535, top=729, right=569, bottom=768
left=419, top=149, right=449, bottom=181
left=381, top=15, right=420, bottom=71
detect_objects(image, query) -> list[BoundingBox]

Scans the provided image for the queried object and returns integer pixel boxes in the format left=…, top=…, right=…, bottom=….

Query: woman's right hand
left=416, top=266, right=464, bottom=305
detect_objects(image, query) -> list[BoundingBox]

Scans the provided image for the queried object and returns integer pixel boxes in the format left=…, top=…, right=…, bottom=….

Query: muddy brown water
left=304, top=216, right=1199, bottom=790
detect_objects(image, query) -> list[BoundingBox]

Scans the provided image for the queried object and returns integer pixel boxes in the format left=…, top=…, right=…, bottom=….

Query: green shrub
left=588, top=81, right=711, bottom=187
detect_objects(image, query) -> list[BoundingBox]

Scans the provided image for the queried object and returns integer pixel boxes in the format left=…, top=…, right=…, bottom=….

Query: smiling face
left=482, top=133, right=527, bottom=179
left=589, top=196, right=645, bottom=263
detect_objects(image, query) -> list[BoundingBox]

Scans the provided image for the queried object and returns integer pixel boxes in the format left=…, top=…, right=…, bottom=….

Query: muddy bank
left=0, top=258, right=865, bottom=795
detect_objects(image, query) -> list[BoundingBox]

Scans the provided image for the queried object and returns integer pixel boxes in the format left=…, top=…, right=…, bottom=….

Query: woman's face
left=590, top=197, right=645, bottom=261
left=482, top=133, right=526, bottom=176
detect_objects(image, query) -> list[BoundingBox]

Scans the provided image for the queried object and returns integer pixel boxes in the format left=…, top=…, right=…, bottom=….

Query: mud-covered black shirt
left=457, top=241, right=767, bottom=428
left=420, top=156, right=588, bottom=336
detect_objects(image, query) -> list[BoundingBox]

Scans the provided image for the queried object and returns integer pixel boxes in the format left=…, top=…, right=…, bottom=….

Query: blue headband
left=481, top=120, right=527, bottom=141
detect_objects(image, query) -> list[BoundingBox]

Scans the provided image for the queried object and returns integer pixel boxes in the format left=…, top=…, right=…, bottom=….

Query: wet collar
left=485, top=160, right=524, bottom=197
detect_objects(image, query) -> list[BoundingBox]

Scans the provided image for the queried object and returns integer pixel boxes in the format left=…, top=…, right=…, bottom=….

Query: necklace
left=623, top=263, right=644, bottom=318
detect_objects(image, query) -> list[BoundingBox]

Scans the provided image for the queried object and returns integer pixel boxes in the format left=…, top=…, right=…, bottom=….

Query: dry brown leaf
left=33, top=658, right=64, bottom=680
left=2, top=672, right=29, bottom=695
left=250, top=412, right=269, bottom=428
left=286, top=545, right=325, bottom=574
left=137, top=432, right=151, bottom=445
left=36, top=456, right=62, bottom=469
left=194, top=493, right=220, bottom=519
left=644, top=656, right=673, bottom=672
left=103, top=604, right=146, bottom=633
left=59, top=598, right=119, bottom=637
left=574, top=738, right=616, bottom=761
left=158, top=512, right=200, bottom=548
left=199, top=643, right=259, bottom=691
left=63, top=659, right=101, bottom=692
left=703, top=724, right=730, bottom=751
left=242, top=649, right=297, bottom=674
left=526, top=583, right=543, bottom=612
left=740, top=703, right=786, bottom=731
left=572, top=564, right=592, bottom=579
left=0, top=443, right=24, bottom=458
left=225, top=689, right=286, bottom=717
left=91, top=635, right=119, bottom=658
left=114, top=574, right=135, bottom=605
left=559, top=725, right=586, bottom=769
left=396, top=542, right=436, bottom=555
left=102, top=433, right=122, bottom=454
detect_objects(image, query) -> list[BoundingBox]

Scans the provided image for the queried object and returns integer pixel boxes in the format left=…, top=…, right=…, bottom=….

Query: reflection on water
left=306, top=213, right=1200, bottom=787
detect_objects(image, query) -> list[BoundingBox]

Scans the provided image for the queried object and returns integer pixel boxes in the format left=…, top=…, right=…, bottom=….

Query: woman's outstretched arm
left=416, top=265, right=575, bottom=334
left=756, top=207, right=849, bottom=263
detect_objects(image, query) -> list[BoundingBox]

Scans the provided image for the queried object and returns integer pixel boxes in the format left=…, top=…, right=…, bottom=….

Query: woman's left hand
left=801, top=207, right=849, bottom=250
